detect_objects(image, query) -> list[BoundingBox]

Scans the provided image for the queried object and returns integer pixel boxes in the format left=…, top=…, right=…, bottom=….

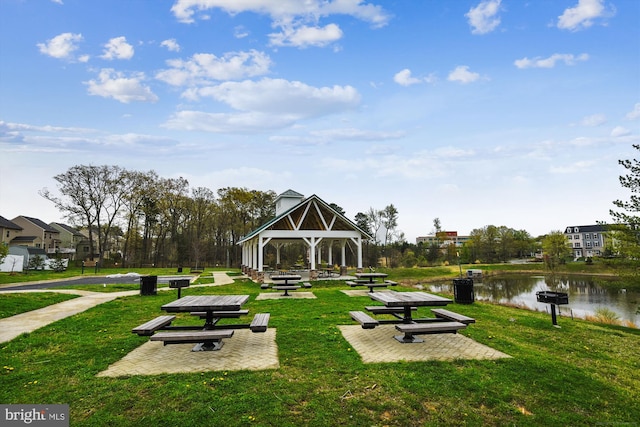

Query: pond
left=427, top=275, right=640, bottom=328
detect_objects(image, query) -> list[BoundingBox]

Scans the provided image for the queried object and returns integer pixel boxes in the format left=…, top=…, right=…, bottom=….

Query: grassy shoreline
left=1, top=275, right=638, bottom=426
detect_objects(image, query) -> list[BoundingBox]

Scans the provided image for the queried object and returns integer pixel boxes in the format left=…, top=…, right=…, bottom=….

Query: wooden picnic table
left=269, top=274, right=303, bottom=295
left=133, top=295, right=270, bottom=352
left=355, top=272, right=388, bottom=283
left=161, top=295, right=249, bottom=330
left=369, top=291, right=451, bottom=323
left=270, top=274, right=302, bottom=285
left=350, top=292, right=475, bottom=343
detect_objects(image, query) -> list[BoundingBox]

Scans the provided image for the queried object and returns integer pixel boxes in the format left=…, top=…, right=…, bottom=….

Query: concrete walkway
left=0, top=272, right=235, bottom=344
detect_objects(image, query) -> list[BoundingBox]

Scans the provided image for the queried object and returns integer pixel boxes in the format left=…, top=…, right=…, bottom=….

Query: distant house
left=0, top=215, right=22, bottom=245
left=50, top=222, right=89, bottom=260
left=564, top=225, right=607, bottom=259
left=416, top=231, right=470, bottom=248
left=10, top=216, right=61, bottom=254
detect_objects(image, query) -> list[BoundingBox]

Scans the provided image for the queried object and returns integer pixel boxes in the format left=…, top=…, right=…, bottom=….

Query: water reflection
left=428, top=275, right=639, bottom=327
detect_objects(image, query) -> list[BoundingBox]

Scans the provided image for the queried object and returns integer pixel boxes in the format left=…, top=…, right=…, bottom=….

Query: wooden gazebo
left=238, top=190, right=371, bottom=283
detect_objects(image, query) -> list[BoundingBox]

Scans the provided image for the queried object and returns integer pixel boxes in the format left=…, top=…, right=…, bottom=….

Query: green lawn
left=0, top=275, right=638, bottom=426
left=0, top=292, right=80, bottom=319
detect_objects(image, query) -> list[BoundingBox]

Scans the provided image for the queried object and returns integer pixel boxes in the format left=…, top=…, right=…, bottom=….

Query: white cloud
left=156, top=50, right=272, bottom=86
left=611, top=126, right=631, bottom=137
left=100, top=36, right=134, bottom=60
left=171, top=0, right=391, bottom=27
left=393, top=69, right=421, bottom=86
left=447, top=66, right=481, bottom=84
left=163, top=78, right=360, bottom=133
left=626, top=103, right=640, bottom=120
left=190, top=78, right=359, bottom=115
left=163, top=110, right=296, bottom=133
left=514, top=53, right=589, bottom=69
left=170, top=0, right=389, bottom=49
left=557, top=0, right=615, bottom=31
left=85, top=69, right=158, bottom=103
left=0, top=120, right=177, bottom=153
left=466, top=0, right=502, bottom=35
left=550, top=160, right=595, bottom=174
left=580, top=113, right=606, bottom=127
left=269, top=23, right=343, bottom=48
left=310, top=128, right=405, bottom=141
left=433, top=146, right=475, bottom=158
left=37, top=32, right=83, bottom=60
left=160, top=39, right=181, bottom=52
left=234, top=26, right=249, bottom=39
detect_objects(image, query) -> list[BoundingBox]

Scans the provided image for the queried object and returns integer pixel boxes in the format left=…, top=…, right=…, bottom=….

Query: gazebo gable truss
left=239, top=194, right=371, bottom=273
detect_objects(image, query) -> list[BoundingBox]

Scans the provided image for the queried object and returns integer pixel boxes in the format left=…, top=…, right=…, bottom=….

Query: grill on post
left=536, top=291, right=569, bottom=326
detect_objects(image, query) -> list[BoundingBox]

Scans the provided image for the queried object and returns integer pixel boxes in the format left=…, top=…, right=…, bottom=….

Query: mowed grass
left=0, top=292, right=80, bottom=319
left=0, top=277, right=638, bottom=426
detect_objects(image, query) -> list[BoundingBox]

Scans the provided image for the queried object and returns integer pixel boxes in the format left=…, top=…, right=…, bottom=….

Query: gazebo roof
left=238, top=192, right=371, bottom=244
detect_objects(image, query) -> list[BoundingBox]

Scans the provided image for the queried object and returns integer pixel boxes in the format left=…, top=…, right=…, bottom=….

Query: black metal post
left=550, top=304, right=558, bottom=326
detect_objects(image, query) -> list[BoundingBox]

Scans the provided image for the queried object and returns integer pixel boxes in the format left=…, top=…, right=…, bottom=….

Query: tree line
left=32, top=164, right=567, bottom=269
left=40, top=165, right=277, bottom=268
left=35, top=145, right=638, bottom=271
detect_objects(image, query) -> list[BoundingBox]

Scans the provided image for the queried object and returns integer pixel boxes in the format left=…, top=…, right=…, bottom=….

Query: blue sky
left=1, top=0, right=638, bottom=241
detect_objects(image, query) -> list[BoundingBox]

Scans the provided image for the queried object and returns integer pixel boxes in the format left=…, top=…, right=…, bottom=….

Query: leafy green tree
left=354, top=212, right=371, bottom=236
left=542, top=231, right=572, bottom=271
left=608, top=144, right=640, bottom=281
left=0, top=243, right=7, bottom=266
left=28, top=254, right=45, bottom=271
left=50, top=250, right=67, bottom=272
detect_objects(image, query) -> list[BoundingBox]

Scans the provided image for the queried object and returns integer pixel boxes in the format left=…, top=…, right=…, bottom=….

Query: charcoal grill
left=536, top=291, right=569, bottom=326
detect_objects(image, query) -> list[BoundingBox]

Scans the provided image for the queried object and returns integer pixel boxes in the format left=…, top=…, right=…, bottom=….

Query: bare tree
left=365, top=207, right=383, bottom=244
left=40, top=165, right=130, bottom=263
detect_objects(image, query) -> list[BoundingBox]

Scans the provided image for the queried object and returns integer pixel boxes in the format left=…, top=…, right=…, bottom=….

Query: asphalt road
left=0, top=274, right=190, bottom=291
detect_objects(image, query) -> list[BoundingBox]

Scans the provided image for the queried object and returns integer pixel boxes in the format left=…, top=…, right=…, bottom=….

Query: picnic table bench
left=150, top=329, right=235, bottom=351
left=272, top=285, right=301, bottom=296
left=250, top=313, right=270, bottom=332
left=394, top=321, right=467, bottom=343
left=346, top=280, right=396, bottom=293
left=191, top=310, right=249, bottom=319
left=431, top=308, right=476, bottom=325
left=349, top=311, right=379, bottom=329
left=131, top=315, right=176, bottom=336
left=365, top=305, right=416, bottom=315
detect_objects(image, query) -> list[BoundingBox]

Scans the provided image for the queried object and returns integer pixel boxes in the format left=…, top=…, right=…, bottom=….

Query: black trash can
left=177, top=267, right=183, bottom=273
left=140, top=275, right=158, bottom=296
left=453, top=278, right=474, bottom=304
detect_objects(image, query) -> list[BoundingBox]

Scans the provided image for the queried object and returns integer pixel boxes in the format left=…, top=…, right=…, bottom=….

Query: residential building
left=564, top=225, right=607, bottom=259
left=10, top=216, right=61, bottom=254
left=0, top=215, right=22, bottom=245
left=416, top=231, right=470, bottom=248
left=50, top=222, right=89, bottom=260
